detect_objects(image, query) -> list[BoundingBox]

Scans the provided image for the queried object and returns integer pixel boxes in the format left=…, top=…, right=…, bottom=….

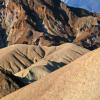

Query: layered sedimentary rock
left=1, top=48, right=100, bottom=100
left=0, top=0, right=100, bottom=49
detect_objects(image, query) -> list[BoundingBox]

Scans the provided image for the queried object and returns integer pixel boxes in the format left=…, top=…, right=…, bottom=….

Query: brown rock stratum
left=0, top=0, right=100, bottom=49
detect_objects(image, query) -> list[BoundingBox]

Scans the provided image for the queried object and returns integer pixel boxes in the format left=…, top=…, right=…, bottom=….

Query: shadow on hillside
left=45, top=61, right=66, bottom=72
left=0, top=27, right=8, bottom=48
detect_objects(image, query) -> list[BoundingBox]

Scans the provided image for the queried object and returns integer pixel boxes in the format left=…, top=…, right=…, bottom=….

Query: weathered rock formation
left=0, top=0, right=100, bottom=49
left=0, top=68, right=26, bottom=99
left=0, top=44, right=45, bottom=73
left=15, top=43, right=89, bottom=82
left=0, top=0, right=100, bottom=99
left=1, top=48, right=100, bottom=100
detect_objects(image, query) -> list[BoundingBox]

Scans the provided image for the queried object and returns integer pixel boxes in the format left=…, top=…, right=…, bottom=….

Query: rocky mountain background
left=0, top=0, right=100, bottom=49
left=0, top=0, right=100, bottom=99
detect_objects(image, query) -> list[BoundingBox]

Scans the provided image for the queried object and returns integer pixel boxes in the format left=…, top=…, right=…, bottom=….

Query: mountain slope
left=15, top=43, right=89, bottom=82
left=0, top=44, right=45, bottom=73
left=1, top=48, right=100, bottom=100
left=0, top=0, right=100, bottom=49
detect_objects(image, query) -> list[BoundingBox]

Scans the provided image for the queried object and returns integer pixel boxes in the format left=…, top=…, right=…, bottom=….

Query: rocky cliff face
left=0, top=0, right=100, bottom=99
left=0, top=0, right=100, bottom=49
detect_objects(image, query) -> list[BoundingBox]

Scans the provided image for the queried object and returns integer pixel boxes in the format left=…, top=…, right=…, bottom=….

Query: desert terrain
left=0, top=0, right=100, bottom=100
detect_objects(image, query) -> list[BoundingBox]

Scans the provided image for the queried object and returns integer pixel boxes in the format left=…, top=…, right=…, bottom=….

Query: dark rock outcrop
left=0, top=68, right=26, bottom=98
left=0, top=0, right=100, bottom=49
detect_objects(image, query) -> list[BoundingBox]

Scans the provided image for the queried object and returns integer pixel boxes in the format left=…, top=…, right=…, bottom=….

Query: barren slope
left=15, top=43, right=89, bottom=82
left=0, top=0, right=100, bottom=100
left=0, top=44, right=45, bottom=73
left=1, top=48, right=100, bottom=100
